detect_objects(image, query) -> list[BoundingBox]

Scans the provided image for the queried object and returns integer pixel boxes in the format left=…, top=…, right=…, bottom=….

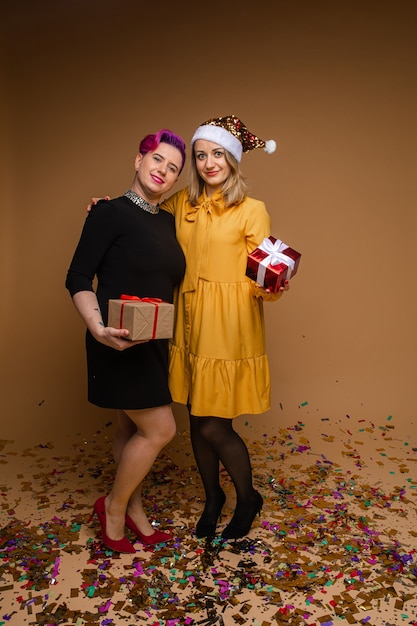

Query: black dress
left=65, top=196, right=186, bottom=409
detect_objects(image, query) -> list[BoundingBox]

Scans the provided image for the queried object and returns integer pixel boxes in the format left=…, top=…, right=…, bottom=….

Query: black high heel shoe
left=221, top=491, right=263, bottom=540
left=196, top=490, right=226, bottom=538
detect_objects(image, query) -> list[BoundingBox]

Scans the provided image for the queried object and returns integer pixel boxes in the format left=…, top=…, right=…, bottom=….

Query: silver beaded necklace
left=124, top=189, right=160, bottom=214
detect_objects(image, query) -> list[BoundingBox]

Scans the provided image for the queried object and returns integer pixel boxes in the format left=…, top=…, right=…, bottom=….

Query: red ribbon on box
left=119, top=294, right=164, bottom=340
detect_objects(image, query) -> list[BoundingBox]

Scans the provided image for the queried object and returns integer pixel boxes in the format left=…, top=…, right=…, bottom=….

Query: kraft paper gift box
left=108, top=295, right=174, bottom=340
left=246, top=236, right=301, bottom=293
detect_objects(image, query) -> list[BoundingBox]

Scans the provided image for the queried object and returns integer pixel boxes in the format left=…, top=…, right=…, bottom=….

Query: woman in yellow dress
left=162, top=115, right=289, bottom=540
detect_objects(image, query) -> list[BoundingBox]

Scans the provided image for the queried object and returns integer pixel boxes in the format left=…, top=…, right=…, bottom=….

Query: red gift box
left=246, top=236, right=301, bottom=293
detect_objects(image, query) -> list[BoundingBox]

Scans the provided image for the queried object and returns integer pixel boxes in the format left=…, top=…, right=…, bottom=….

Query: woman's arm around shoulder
left=160, top=187, right=188, bottom=216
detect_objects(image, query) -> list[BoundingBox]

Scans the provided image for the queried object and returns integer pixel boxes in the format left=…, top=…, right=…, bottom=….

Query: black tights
left=189, top=414, right=257, bottom=514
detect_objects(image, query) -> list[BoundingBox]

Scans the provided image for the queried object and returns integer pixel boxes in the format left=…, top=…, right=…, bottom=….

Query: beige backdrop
left=1, top=0, right=416, bottom=448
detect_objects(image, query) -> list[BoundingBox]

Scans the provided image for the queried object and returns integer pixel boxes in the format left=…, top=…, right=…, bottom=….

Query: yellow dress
left=161, top=187, right=278, bottom=418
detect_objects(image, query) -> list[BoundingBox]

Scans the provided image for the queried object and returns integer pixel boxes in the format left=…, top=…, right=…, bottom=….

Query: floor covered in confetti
left=1, top=413, right=416, bottom=626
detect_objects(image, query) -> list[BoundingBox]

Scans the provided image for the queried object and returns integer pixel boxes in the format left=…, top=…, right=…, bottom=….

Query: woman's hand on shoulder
left=86, top=196, right=110, bottom=213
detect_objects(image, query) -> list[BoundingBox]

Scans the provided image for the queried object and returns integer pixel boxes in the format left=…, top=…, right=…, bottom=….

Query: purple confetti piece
left=99, top=600, right=112, bottom=613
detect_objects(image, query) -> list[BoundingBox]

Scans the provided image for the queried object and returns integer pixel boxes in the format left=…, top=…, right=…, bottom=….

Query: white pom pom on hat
left=191, top=114, right=276, bottom=163
left=264, top=139, right=277, bottom=154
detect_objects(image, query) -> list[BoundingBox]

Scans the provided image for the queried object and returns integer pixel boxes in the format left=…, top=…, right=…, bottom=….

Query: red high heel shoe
left=125, top=514, right=172, bottom=545
left=89, top=496, right=135, bottom=553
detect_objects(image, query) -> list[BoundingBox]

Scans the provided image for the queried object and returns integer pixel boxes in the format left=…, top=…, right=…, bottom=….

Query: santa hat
left=191, top=114, right=276, bottom=163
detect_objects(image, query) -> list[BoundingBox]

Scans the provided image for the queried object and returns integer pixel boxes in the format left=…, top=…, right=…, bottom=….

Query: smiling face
left=132, top=142, right=182, bottom=203
left=193, top=139, right=232, bottom=196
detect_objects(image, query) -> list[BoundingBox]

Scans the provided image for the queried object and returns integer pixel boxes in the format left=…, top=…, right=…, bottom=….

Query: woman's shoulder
left=235, top=195, right=267, bottom=215
left=86, top=195, right=130, bottom=227
left=166, top=187, right=190, bottom=203
left=160, top=187, right=190, bottom=214
left=89, top=195, right=126, bottom=213
left=236, top=196, right=270, bottom=233
left=243, top=195, right=266, bottom=208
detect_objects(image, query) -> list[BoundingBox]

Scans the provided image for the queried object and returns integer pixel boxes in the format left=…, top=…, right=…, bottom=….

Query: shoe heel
left=195, top=490, right=226, bottom=539
left=221, top=491, right=263, bottom=540
left=125, top=514, right=172, bottom=545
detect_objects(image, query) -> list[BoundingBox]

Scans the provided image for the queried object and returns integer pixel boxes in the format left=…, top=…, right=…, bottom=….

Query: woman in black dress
left=66, top=129, right=186, bottom=553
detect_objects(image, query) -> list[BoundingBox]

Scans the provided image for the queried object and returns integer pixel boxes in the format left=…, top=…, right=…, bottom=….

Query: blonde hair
left=188, top=149, right=248, bottom=207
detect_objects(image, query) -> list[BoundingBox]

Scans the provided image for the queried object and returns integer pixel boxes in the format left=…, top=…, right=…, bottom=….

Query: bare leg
left=112, top=409, right=136, bottom=464
left=104, top=404, right=176, bottom=541
left=112, top=410, right=146, bottom=528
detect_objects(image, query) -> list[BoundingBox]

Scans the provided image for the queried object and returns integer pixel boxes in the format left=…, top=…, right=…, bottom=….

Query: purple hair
left=139, top=129, right=186, bottom=173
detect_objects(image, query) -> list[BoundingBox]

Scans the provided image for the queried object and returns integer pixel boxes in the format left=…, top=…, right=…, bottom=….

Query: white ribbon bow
left=256, top=238, right=295, bottom=286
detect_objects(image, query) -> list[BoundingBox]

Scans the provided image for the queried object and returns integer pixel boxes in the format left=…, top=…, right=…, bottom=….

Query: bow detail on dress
left=182, top=190, right=226, bottom=292
left=184, top=190, right=226, bottom=223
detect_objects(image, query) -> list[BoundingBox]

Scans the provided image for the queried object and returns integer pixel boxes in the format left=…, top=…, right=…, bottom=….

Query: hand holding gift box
left=246, top=236, right=301, bottom=293
left=108, top=294, right=174, bottom=341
